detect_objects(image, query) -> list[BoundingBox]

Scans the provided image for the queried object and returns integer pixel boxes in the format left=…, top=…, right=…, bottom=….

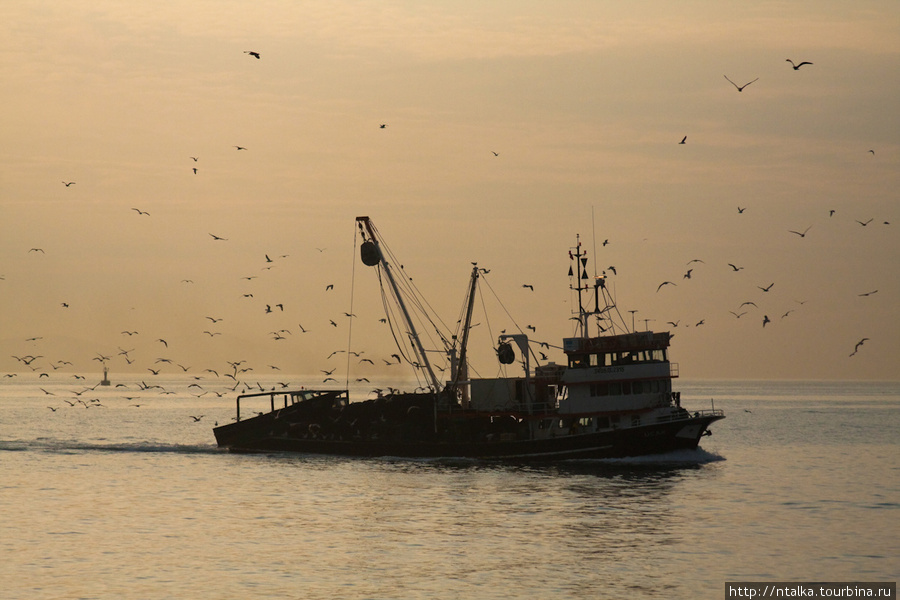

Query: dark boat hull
left=214, top=405, right=722, bottom=461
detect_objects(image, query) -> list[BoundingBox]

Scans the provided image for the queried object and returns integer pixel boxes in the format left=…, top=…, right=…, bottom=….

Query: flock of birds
left=642, top=58, right=886, bottom=360
left=3, top=51, right=892, bottom=416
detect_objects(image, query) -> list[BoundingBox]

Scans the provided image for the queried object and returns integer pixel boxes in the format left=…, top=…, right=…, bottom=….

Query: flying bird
left=786, top=59, right=813, bottom=70
left=762, top=315, right=771, bottom=327
left=234, top=146, right=247, bottom=150
left=758, top=283, right=775, bottom=292
left=679, top=136, right=686, bottom=144
left=491, top=151, right=499, bottom=156
left=522, top=284, right=534, bottom=291
left=849, top=338, right=869, bottom=356
left=189, top=415, right=205, bottom=422
left=858, top=290, right=878, bottom=297
left=737, top=206, right=747, bottom=214
left=244, top=51, right=260, bottom=59
left=62, top=181, right=75, bottom=187
left=856, top=218, right=873, bottom=226
left=209, top=233, right=228, bottom=240
left=788, top=226, right=812, bottom=238
left=724, top=75, right=759, bottom=92
left=132, top=208, right=149, bottom=216
left=656, top=281, right=676, bottom=292
left=728, top=263, right=744, bottom=272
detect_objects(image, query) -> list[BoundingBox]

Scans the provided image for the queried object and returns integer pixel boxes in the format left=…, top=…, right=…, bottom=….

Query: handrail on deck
left=234, top=388, right=348, bottom=422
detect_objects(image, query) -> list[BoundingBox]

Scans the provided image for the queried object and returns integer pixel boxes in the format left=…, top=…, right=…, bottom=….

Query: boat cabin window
left=631, top=415, right=641, bottom=427
left=569, top=354, right=589, bottom=368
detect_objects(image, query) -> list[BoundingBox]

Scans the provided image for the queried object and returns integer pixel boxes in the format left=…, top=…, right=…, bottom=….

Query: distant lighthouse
left=100, top=366, right=110, bottom=386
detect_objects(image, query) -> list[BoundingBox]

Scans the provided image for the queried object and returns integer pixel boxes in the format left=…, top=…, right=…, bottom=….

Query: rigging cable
left=344, top=224, right=361, bottom=392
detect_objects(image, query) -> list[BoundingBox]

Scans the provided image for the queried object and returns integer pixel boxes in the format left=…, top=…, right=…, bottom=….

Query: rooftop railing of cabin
left=234, top=389, right=349, bottom=422
left=564, top=331, right=671, bottom=354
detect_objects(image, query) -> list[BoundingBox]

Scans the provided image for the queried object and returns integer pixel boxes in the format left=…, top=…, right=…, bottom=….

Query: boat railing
left=691, top=408, right=724, bottom=418
left=655, top=407, right=725, bottom=423
left=234, top=389, right=349, bottom=422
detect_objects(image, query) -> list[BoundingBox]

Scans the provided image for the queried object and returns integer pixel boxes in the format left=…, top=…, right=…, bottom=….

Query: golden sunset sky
left=1, top=1, right=898, bottom=383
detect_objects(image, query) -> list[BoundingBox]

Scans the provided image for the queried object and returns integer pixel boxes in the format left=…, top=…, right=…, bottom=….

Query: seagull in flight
left=234, top=146, right=247, bottom=150
left=209, top=233, right=228, bottom=241
left=522, top=284, right=534, bottom=291
left=132, top=208, right=150, bottom=216
left=858, top=290, right=878, bottom=297
left=788, top=226, right=812, bottom=238
left=849, top=338, right=869, bottom=356
left=786, top=59, right=813, bottom=70
left=728, top=263, right=744, bottom=272
left=737, top=206, right=747, bottom=214
left=679, top=136, right=687, bottom=144
left=656, top=281, right=677, bottom=292
left=724, top=75, right=759, bottom=92
left=856, top=218, right=873, bottom=226
left=758, top=283, right=775, bottom=292
left=62, top=181, right=75, bottom=187
left=244, top=51, right=260, bottom=59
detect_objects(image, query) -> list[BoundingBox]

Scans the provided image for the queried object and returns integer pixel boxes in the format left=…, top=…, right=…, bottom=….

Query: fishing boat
left=213, top=216, right=724, bottom=460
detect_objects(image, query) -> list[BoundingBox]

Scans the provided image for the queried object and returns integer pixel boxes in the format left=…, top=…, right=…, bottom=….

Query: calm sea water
left=1, top=375, right=897, bottom=599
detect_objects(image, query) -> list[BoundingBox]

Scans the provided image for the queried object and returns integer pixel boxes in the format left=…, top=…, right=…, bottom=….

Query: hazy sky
left=2, top=1, right=898, bottom=383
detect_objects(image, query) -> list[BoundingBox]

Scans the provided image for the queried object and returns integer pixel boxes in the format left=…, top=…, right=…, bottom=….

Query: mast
left=569, top=234, right=590, bottom=338
left=451, top=265, right=479, bottom=408
left=356, top=216, right=442, bottom=392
